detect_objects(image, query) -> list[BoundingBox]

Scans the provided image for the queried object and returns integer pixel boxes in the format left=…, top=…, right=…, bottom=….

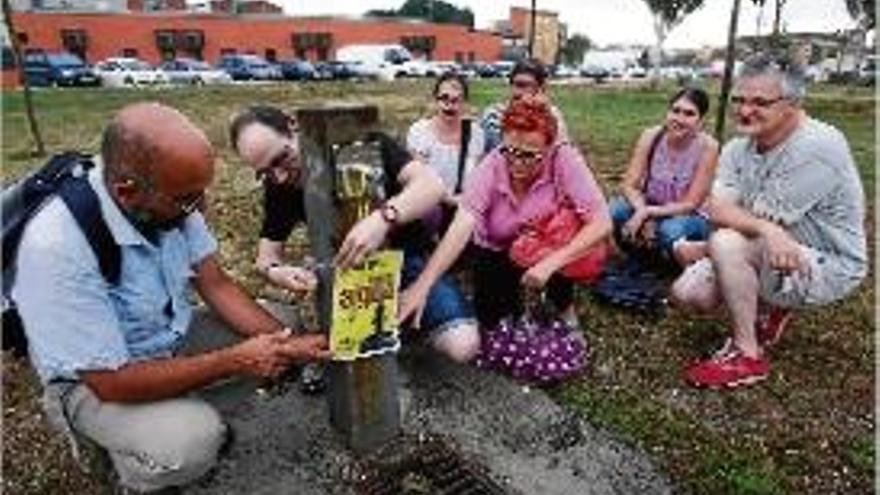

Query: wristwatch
left=379, top=202, right=400, bottom=226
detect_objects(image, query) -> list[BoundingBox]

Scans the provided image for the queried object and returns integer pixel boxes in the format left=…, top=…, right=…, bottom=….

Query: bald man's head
left=102, top=102, right=214, bottom=191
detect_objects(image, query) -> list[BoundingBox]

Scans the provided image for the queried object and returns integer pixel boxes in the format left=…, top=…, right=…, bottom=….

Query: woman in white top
left=407, top=71, right=485, bottom=235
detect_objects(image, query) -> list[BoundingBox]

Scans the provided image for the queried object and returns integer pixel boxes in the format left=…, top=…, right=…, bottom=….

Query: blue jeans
left=608, top=196, right=709, bottom=258
left=401, top=250, right=475, bottom=336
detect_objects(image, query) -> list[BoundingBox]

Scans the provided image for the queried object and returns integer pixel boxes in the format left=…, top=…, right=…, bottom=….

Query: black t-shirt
left=259, top=131, right=431, bottom=252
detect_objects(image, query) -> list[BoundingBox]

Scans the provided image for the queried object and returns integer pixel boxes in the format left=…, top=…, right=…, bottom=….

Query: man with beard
left=11, top=102, right=330, bottom=493
left=671, top=55, right=867, bottom=389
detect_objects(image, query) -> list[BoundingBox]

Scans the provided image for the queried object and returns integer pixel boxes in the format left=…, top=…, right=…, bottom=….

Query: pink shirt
left=462, top=143, right=609, bottom=251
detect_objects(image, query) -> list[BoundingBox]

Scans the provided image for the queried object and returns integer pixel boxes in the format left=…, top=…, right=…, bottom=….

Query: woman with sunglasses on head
left=609, top=87, right=719, bottom=266
left=406, top=71, right=485, bottom=235
left=400, top=98, right=612, bottom=330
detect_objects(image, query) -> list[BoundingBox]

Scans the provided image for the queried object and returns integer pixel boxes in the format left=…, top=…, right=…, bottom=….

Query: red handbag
left=508, top=148, right=609, bottom=284
left=509, top=205, right=609, bottom=283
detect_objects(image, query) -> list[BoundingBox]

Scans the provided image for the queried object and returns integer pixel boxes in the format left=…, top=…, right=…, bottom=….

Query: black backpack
left=2, top=152, right=121, bottom=357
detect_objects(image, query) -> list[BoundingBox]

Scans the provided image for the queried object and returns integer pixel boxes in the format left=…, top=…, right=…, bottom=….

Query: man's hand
left=229, top=332, right=299, bottom=379
left=521, top=259, right=556, bottom=290
left=762, top=223, right=808, bottom=276
left=399, top=281, right=431, bottom=330
left=335, top=212, right=390, bottom=269
left=278, top=333, right=331, bottom=362
left=267, top=265, right=317, bottom=294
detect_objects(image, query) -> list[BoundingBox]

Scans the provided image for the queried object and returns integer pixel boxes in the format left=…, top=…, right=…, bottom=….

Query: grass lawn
left=2, top=80, right=875, bottom=495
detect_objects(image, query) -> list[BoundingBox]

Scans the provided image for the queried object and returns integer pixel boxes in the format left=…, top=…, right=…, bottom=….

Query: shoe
left=756, top=307, right=793, bottom=348
left=685, top=342, right=770, bottom=389
left=298, top=362, right=326, bottom=395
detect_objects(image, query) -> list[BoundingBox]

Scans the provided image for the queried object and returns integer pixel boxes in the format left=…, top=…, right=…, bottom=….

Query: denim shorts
left=400, top=251, right=475, bottom=338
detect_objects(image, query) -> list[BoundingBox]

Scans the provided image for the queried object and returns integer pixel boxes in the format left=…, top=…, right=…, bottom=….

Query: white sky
left=277, top=0, right=860, bottom=49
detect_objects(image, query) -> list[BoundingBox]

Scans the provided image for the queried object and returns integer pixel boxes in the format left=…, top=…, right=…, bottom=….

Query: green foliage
left=642, top=0, right=705, bottom=28
left=559, top=34, right=592, bottom=66
left=366, top=0, right=474, bottom=28
left=846, top=0, right=875, bottom=30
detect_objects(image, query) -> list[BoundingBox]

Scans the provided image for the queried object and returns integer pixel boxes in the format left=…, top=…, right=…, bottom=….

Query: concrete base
left=184, top=349, right=674, bottom=495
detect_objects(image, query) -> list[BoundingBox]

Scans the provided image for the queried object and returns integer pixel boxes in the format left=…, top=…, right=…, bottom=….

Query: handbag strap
left=454, top=118, right=472, bottom=194
left=642, top=126, right=666, bottom=193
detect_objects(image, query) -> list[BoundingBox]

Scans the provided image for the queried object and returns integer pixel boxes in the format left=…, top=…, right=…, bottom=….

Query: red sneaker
left=756, top=307, right=793, bottom=348
left=685, top=343, right=770, bottom=389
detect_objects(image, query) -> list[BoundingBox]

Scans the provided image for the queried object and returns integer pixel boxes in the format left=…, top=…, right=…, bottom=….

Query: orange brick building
left=5, top=11, right=503, bottom=69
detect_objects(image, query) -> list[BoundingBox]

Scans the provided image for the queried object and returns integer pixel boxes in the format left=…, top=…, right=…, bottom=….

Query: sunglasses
left=500, top=144, right=543, bottom=165
left=670, top=106, right=698, bottom=117
left=436, top=93, right=462, bottom=105
left=730, top=95, right=786, bottom=109
left=255, top=144, right=299, bottom=183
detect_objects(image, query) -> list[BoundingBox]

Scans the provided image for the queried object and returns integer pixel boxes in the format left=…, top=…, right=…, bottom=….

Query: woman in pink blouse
left=400, top=99, right=612, bottom=329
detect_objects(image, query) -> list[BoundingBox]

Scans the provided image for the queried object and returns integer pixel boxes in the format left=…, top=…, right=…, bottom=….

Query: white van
left=335, top=44, right=413, bottom=81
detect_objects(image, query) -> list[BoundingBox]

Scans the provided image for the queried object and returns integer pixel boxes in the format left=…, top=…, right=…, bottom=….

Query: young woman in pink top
left=400, top=99, right=612, bottom=329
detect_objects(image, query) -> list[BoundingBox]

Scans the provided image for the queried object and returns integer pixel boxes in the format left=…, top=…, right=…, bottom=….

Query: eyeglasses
left=730, top=95, right=787, bottom=109
left=670, top=106, right=698, bottom=117
left=500, top=144, right=543, bottom=165
left=255, top=144, right=299, bottom=183
left=436, top=93, right=462, bottom=105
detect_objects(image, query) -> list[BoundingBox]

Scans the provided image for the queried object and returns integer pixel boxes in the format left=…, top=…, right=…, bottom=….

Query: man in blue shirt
left=11, top=102, right=330, bottom=493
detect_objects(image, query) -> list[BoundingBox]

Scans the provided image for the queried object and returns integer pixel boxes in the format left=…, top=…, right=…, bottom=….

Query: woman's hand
left=622, top=208, right=649, bottom=241
left=521, top=258, right=557, bottom=290
left=267, top=265, right=317, bottom=293
left=398, top=281, right=431, bottom=330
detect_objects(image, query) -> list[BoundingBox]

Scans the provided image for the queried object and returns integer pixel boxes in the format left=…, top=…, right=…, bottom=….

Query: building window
left=121, top=48, right=139, bottom=58
left=265, top=48, right=277, bottom=62
left=178, top=30, right=205, bottom=60
left=468, top=52, right=475, bottom=62
left=155, top=29, right=176, bottom=61
left=16, top=32, right=28, bottom=45
left=291, top=32, right=333, bottom=62
left=2, top=46, right=16, bottom=70
left=60, top=29, right=88, bottom=61
left=400, top=35, right=436, bottom=60
left=454, top=52, right=464, bottom=63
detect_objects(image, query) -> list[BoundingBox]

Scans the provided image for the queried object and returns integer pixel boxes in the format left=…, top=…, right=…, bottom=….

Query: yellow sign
left=331, top=250, right=403, bottom=361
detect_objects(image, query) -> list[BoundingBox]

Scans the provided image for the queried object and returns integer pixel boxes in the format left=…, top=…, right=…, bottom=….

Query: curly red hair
left=501, top=98, right=558, bottom=146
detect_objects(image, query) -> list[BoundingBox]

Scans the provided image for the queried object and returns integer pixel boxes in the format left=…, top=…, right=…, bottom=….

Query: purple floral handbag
left=475, top=294, right=589, bottom=384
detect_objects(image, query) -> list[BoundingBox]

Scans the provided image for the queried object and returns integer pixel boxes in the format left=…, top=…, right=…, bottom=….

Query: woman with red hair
left=400, top=99, right=612, bottom=329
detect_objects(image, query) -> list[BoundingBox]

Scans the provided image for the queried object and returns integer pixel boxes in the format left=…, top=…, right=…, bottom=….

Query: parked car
left=94, top=57, right=168, bottom=87
left=22, top=52, right=99, bottom=87
left=493, top=60, right=515, bottom=78
left=160, top=58, right=231, bottom=85
left=279, top=59, right=316, bottom=81
left=216, top=54, right=277, bottom=81
left=552, top=65, right=580, bottom=78
left=335, top=44, right=412, bottom=81
left=580, top=64, right=610, bottom=82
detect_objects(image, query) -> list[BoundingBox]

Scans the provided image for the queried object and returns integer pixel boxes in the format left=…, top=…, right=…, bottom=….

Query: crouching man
left=671, top=55, right=867, bottom=389
left=11, top=103, right=330, bottom=492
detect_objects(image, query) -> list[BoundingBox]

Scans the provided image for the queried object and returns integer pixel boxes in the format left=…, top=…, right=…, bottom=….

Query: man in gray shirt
left=671, top=55, right=867, bottom=389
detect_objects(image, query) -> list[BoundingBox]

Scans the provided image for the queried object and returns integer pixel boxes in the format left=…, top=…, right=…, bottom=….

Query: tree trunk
left=529, top=0, right=537, bottom=58
left=716, top=0, right=742, bottom=140
left=2, top=0, right=45, bottom=157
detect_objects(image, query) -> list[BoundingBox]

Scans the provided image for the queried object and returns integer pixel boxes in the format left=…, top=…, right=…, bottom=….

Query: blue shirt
left=11, top=161, right=217, bottom=384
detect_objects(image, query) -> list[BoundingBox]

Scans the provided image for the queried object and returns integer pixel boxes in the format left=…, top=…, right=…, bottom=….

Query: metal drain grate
left=355, top=433, right=513, bottom=495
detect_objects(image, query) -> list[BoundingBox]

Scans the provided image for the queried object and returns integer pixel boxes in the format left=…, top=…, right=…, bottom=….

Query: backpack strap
left=454, top=118, right=472, bottom=194
left=57, top=176, right=122, bottom=285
